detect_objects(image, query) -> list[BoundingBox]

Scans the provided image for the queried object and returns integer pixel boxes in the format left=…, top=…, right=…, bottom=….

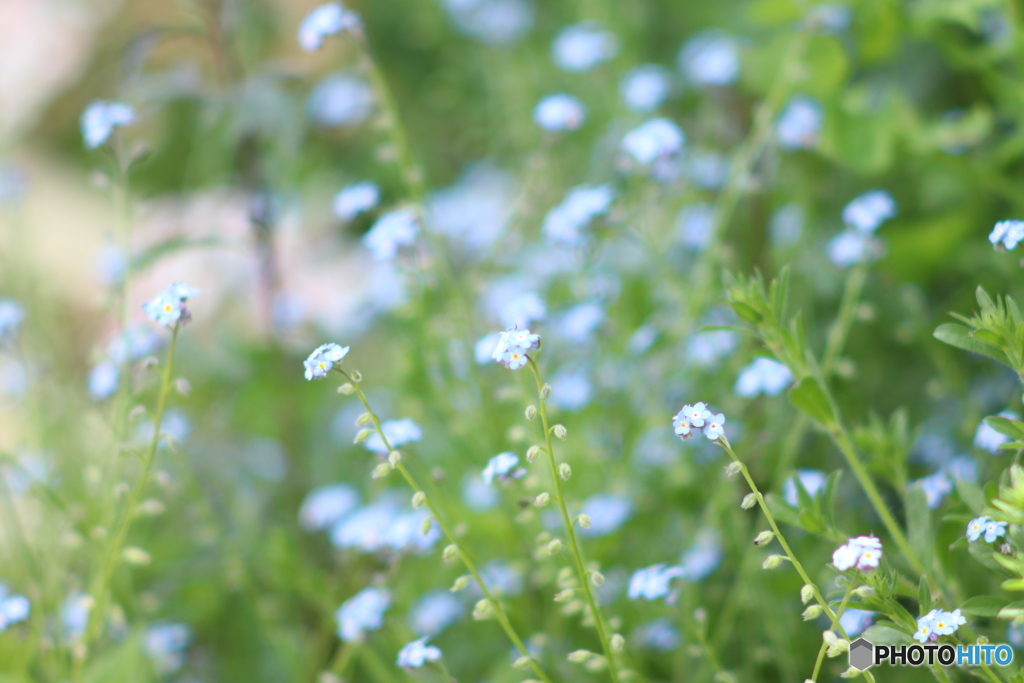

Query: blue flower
left=839, top=609, right=875, bottom=637
left=476, top=561, right=523, bottom=596
left=307, top=72, right=375, bottom=127
left=440, top=0, right=535, bottom=46
left=914, top=470, right=953, bottom=509
left=363, top=208, right=420, bottom=261
left=461, top=473, right=500, bottom=511
left=333, top=181, right=380, bottom=221
left=63, top=592, right=92, bottom=639
left=0, top=584, right=29, bottom=631
left=427, top=163, right=514, bottom=253
left=534, top=93, right=587, bottom=132
left=990, top=220, right=1024, bottom=250
left=679, top=31, right=740, bottom=87
left=635, top=618, right=680, bottom=650
left=677, top=203, right=716, bottom=251
left=482, top=452, right=522, bottom=485
left=0, top=300, right=25, bottom=343
left=144, top=622, right=192, bottom=675
left=0, top=163, right=26, bottom=205
left=299, top=484, right=360, bottom=531
left=337, top=587, right=391, bottom=642
left=734, top=357, right=793, bottom=397
left=298, top=3, right=361, bottom=52
left=775, top=96, right=823, bottom=150
left=551, top=22, right=619, bottom=72
left=827, top=230, right=884, bottom=268
left=80, top=101, right=135, bottom=149
left=397, top=636, right=442, bottom=668
left=985, top=519, right=1008, bottom=543
left=409, top=590, right=463, bottom=636
left=578, top=494, right=633, bottom=537
left=842, top=190, right=896, bottom=233
left=364, top=418, right=422, bottom=454
left=702, top=413, right=726, bottom=440
left=142, top=282, right=199, bottom=328
left=687, top=328, right=739, bottom=368
left=782, top=469, right=828, bottom=506
left=303, top=343, right=350, bottom=381
left=770, top=203, right=804, bottom=247
left=491, top=325, right=540, bottom=370
left=542, top=183, right=615, bottom=246
left=806, top=3, right=852, bottom=33
left=975, top=411, right=1018, bottom=454
left=685, top=150, right=730, bottom=190
left=627, top=563, right=685, bottom=601
left=548, top=367, right=592, bottom=412
left=620, top=65, right=673, bottom=113
left=88, top=360, right=120, bottom=401
left=681, top=528, right=723, bottom=580
left=621, top=118, right=685, bottom=165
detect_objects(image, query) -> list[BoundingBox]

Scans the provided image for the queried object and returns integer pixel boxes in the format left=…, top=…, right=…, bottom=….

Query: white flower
left=551, top=22, right=619, bottom=72
left=336, top=587, right=391, bottom=642
left=627, top=563, right=685, bottom=601
left=735, top=357, right=793, bottom=397
left=832, top=543, right=860, bottom=571
left=397, top=636, right=442, bottom=668
left=364, top=418, right=422, bottom=454
left=621, top=118, right=685, bottom=165
left=985, top=520, right=1008, bottom=543
left=363, top=208, right=420, bottom=261
left=298, top=3, right=361, bottom=52
left=842, top=190, right=896, bottom=233
left=80, top=101, right=135, bottom=149
left=303, top=343, right=350, bottom=381
left=533, top=94, right=587, bottom=132
left=702, top=413, right=726, bottom=440
left=679, top=31, right=740, bottom=87
left=620, top=64, right=673, bottom=113
left=967, top=515, right=989, bottom=542
left=333, top=181, right=380, bottom=221
left=482, top=452, right=522, bottom=485
left=833, top=536, right=882, bottom=572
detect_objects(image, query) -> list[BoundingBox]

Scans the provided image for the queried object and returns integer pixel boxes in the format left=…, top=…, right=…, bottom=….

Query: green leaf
left=822, top=470, right=843, bottom=529
left=985, top=416, right=1024, bottom=442
left=861, top=623, right=914, bottom=646
left=957, top=478, right=986, bottom=515
left=918, top=575, right=933, bottom=615
left=997, top=601, right=1024, bottom=620
left=1003, top=578, right=1024, bottom=592
left=788, top=377, right=835, bottom=427
left=998, top=442, right=1024, bottom=451
left=730, top=301, right=763, bottom=325
left=933, top=323, right=1012, bottom=367
left=960, top=596, right=1008, bottom=617
left=906, top=485, right=933, bottom=571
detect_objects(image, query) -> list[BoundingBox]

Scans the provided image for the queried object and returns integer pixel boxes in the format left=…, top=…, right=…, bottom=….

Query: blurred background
left=3, top=0, right=1024, bottom=681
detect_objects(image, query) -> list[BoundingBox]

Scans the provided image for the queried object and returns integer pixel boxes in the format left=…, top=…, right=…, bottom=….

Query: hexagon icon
left=849, top=638, right=874, bottom=671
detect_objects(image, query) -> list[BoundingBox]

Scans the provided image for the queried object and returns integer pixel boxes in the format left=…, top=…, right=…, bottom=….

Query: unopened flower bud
left=584, top=656, right=607, bottom=672
left=553, top=424, right=568, bottom=440
left=610, top=634, right=625, bottom=652
left=338, top=383, right=355, bottom=395
left=174, top=378, right=191, bottom=396
left=450, top=575, right=470, bottom=592
left=762, top=554, right=785, bottom=569
left=852, top=585, right=875, bottom=599
left=122, top=547, right=151, bottom=566
left=412, top=491, right=426, bottom=509
left=472, top=599, right=494, bottom=620
left=753, top=530, right=774, bottom=546
left=526, top=445, right=541, bottom=462
left=590, top=570, right=605, bottom=586
left=577, top=514, right=591, bottom=529
left=548, top=539, right=563, bottom=555
left=800, top=584, right=815, bottom=604
left=567, top=649, right=593, bottom=662
left=554, top=589, right=575, bottom=602
left=355, top=412, right=373, bottom=427
left=839, top=666, right=862, bottom=679
left=388, top=450, right=401, bottom=466
left=349, top=369, right=362, bottom=382
left=138, top=499, right=165, bottom=517
left=371, top=463, right=391, bottom=479
left=541, top=383, right=551, bottom=400
left=823, top=630, right=849, bottom=657
left=535, top=492, right=551, bottom=507
left=443, top=544, right=459, bottom=562
left=513, top=656, right=532, bottom=669
left=725, top=461, right=743, bottom=477
left=353, top=428, right=374, bottom=444
left=802, top=605, right=823, bottom=620
left=420, top=517, right=432, bottom=535
left=557, top=566, right=575, bottom=585
left=558, top=463, right=572, bottom=480
left=525, top=405, right=537, bottom=421
left=741, top=493, right=757, bottom=509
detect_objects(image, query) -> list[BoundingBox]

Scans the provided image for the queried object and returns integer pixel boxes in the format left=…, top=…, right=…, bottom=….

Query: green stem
left=528, top=358, right=621, bottom=683
left=339, top=370, right=555, bottom=683
left=75, top=325, right=180, bottom=678
left=717, top=437, right=847, bottom=639
left=329, top=642, right=358, bottom=678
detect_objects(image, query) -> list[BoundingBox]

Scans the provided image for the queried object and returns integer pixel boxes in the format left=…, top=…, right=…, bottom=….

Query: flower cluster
left=832, top=536, right=882, bottom=572
left=914, top=608, right=967, bottom=643
left=303, top=343, right=350, bottom=381
left=989, top=220, right=1024, bottom=250
left=966, top=516, right=1007, bottom=543
left=482, top=452, right=524, bottom=485
left=490, top=325, right=540, bottom=370
left=828, top=190, right=896, bottom=267
left=627, top=563, right=685, bottom=601
left=80, top=100, right=135, bottom=149
left=397, top=636, right=442, bottom=668
left=142, top=282, right=199, bottom=328
left=672, top=402, right=725, bottom=441
left=336, top=587, right=391, bottom=642
left=298, top=3, right=361, bottom=52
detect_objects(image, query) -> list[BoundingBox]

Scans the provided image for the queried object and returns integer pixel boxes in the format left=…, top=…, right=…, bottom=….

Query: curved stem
left=339, top=370, right=555, bottom=683
left=528, top=359, right=621, bottom=683
left=74, top=325, right=180, bottom=679
left=717, top=437, right=847, bottom=640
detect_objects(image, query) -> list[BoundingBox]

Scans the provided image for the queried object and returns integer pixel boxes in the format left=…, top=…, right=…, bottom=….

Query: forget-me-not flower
left=409, top=590, right=463, bottom=636
left=842, top=190, right=896, bottom=233
left=551, top=22, right=619, bottom=72
left=303, top=343, right=350, bottom=381
left=299, top=484, right=360, bottom=531
left=735, top=357, right=793, bottom=397
left=333, top=181, right=380, bottom=221
left=542, top=183, right=615, bottom=245
left=627, top=563, right=685, bottom=601
left=0, top=584, right=29, bottom=631
left=775, top=96, right=823, bottom=150
left=337, top=587, right=391, bottom=642
left=144, top=622, right=192, bottom=675
left=990, top=220, right=1024, bottom=250
left=491, top=325, right=541, bottom=370
left=678, top=31, right=740, bottom=87
left=307, top=72, right=375, bottom=127
left=832, top=536, right=882, bottom=572
left=621, top=118, right=685, bottom=165
left=80, top=101, right=135, bottom=149
left=578, top=494, right=633, bottom=537
left=620, top=65, right=673, bottom=113
left=298, top=3, right=361, bottom=52
left=364, top=418, right=422, bottom=454
left=533, top=94, right=586, bottom=132
left=397, top=636, right=442, bottom=668
left=975, top=411, right=1018, bottom=453
left=482, top=451, right=523, bottom=485
left=363, top=208, right=420, bottom=261
left=142, top=282, right=199, bottom=328
left=0, top=300, right=25, bottom=343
